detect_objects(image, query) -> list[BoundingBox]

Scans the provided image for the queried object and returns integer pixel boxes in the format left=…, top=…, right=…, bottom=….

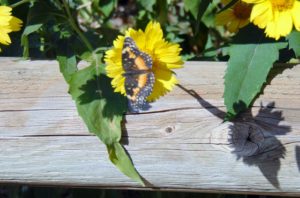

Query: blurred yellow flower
left=216, top=0, right=252, bottom=33
left=0, top=6, right=23, bottom=52
left=242, top=0, right=300, bottom=40
left=105, top=21, right=183, bottom=102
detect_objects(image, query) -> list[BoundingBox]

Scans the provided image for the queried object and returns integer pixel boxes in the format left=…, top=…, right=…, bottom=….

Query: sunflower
left=215, top=0, right=252, bottom=33
left=242, top=0, right=300, bottom=40
left=0, top=6, right=22, bottom=52
left=105, top=21, right=183, bottom=102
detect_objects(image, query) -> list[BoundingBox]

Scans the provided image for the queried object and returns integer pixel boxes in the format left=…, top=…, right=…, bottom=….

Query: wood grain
left=1, top=57, right=300, bottom=196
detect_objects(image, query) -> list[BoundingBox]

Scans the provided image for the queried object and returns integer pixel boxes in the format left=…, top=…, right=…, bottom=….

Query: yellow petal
left=0, top=6, right=12, bottom=27
left=265, top=20, right=281, bottom=40
left=276, top=11, right=293, bottom=37
left=251, top=2, right=272, bottom=28
left=292, top=1, right=300, bottom=31
left=155, top=42, right=182, bottom=65
left=9, top=16, right=22, bottom=31
left=0, top=29, right=11, bottom=45
left=126, top=28, right=146, bottom=51
left=144, top=21, right=163, bottom=52
left=147, top=69, right=178, bottom=101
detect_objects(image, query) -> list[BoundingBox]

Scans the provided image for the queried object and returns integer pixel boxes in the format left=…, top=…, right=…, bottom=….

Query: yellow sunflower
left=105, top=21, right=183, bottom=102
left=215, top=0, right=252, bottom=33
left=0, top=6, right=22, bottom=52
left=242, top=0, right=300, bottom=40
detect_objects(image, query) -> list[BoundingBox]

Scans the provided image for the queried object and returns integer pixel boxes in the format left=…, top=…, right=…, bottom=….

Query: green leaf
left=98, top=0, right=117, bottom=17
left=21, top=24, right=43, bottom=57
left=288, top=30, right=300, bottom=58
left=156, top=0, right=168, bottom=24
left=183, top=0, right=201, bottom=19
left=224, top=25, right=287, bottom=118
left=217, top=0, right=238, bottom=13
left=108, top=143, right=144, bottom=186
left=138, top=0, right=156, bottom=12
left=189, top=0, right=211, bottom=35
left=195, top=0, right=211, bottom=21
left=56, top=45, right=77, bottom=83
left=68, top=64, right=144, bottom=185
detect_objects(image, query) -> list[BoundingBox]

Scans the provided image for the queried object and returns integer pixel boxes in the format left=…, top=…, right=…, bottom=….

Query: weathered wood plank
left=1, top=57, right=300, bottom=195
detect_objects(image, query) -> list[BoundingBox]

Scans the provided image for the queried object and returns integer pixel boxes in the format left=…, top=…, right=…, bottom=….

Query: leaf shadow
left=177, top=85, right=291, bottom=189
left=77, top=74, right=152, bottom=186
left=78, top=74, right=126, bottom=119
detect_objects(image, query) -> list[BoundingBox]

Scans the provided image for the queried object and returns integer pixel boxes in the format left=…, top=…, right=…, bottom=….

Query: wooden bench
left=1, top=57, right=300, bottom=196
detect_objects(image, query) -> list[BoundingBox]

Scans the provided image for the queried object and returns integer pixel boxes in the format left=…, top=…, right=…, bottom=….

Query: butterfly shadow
left=177, top=84, right=291, bottom=189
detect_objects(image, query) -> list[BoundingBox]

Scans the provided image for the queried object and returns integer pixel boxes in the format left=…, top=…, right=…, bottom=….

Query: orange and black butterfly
left=122, top=37, right=155, bottom=112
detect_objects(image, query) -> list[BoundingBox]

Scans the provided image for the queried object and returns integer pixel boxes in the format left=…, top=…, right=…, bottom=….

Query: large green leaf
left=67, top=64, right=144, bottom=185
left=288, top=30, right=300, bottom=58
left=224, top=25, right=287, bottom=118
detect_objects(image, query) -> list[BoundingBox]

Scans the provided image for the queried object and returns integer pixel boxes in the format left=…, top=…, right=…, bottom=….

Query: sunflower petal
left=292, top=1, right=300, bottom=31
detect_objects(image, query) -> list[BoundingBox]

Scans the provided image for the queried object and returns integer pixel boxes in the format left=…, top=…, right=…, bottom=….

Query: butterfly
left=122, top=37, right=155, bottom=112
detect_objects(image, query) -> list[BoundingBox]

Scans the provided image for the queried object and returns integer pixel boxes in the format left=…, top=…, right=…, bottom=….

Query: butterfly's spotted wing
left=122, top=37, right=155, bottom=112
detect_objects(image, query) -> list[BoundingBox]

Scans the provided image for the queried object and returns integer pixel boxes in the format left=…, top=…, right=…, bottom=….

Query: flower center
left=233, top=1, right=252, bottom=19
left=271, top=0, right=294, bottom=11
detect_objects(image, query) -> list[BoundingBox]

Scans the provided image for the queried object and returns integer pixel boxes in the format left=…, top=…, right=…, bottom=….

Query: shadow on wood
left=177, top=84, right=291, bottom=189
left=296, top=146, right=300, bottom=172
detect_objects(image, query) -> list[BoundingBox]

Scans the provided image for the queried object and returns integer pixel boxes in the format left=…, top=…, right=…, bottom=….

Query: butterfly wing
left=125, top=72, right=155, bottom=112
left=122, top=37, right=154, bottom=111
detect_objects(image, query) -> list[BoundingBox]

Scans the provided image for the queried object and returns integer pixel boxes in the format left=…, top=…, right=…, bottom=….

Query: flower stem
left=62, top=0, right=93, bottom=52
left=10, top=0, right=32, bottom=8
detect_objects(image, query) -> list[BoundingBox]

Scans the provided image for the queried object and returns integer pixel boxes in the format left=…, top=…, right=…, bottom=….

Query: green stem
left=10, top=0, right=31, bottom=8
left=62, top=0, right=93, bottom=52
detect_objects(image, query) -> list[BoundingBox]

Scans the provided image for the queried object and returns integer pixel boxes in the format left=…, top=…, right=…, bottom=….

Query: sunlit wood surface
left=1, top=58, right=300, bottom=196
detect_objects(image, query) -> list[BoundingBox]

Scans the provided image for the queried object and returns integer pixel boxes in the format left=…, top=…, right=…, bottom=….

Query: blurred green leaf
left=0, top=0, right=8, bottom=5
left=195, top=0, right=211, bottom=35
left=138, top=0, right=156, bottom=12
left=218, top=0, right=238, bottom=13
left=156, top=0, right=168, bottom=24
left=183, top=0, right=201, bottom=19
left=288, top=30, right=300, bottom=58
left=21, top=0, right=67, bottom=57
left=99, top=0, right=117, bottom=17
left=68, top=64, right=144, bottom=185
left=21, top=24, right=43, bottom=57
left=224, top=26, right=287, bottom=118
left=201, top=1, right=218, bottom=27
left=183, top=0, right=212, bottom=35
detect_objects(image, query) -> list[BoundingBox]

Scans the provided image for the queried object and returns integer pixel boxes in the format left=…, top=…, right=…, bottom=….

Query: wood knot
left=210, top=122, right=265, bottom=157
left=165, top=126, right=174, bottom=133
left=229, top=122, right=265, bottom=157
